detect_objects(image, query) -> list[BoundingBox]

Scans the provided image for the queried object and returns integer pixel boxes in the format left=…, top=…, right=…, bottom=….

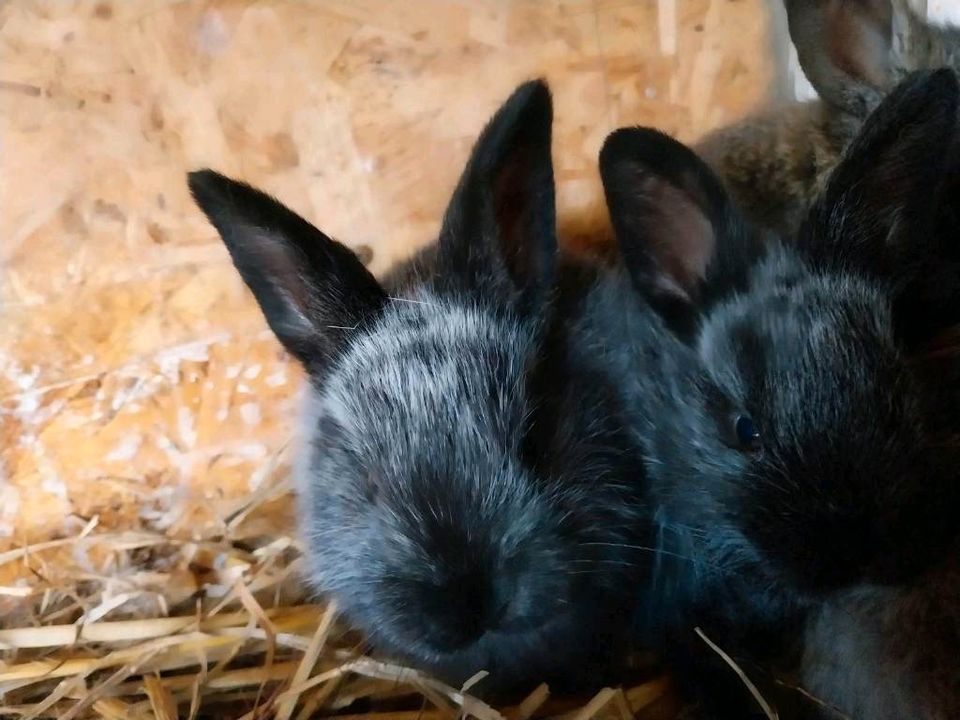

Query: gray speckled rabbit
left=187, top=81, right=656, bottom=694
left=599, top=68, right=960, bottom=717
left=697, top=0, right=960, bottom=240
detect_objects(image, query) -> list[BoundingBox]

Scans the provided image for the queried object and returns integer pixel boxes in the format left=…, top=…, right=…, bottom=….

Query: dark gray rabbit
left=599, top=68, right=960, bottom=717
left=187, top=81, right=657, bottom=693
left=791, top=347, right=960, bottom=720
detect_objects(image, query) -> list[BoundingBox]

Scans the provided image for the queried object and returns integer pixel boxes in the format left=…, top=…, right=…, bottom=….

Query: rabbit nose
left=420, top=569, right=553, bottom=651
left=417, top=572, right=499, bottom=650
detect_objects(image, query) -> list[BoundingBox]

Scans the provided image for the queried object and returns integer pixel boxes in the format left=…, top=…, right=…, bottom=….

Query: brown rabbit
left=696, top=0, right=960, bottom=238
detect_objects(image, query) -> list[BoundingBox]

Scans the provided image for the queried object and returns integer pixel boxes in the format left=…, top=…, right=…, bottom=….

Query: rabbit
left=696, top=0, right=960, bottom=241
left=793, top=545, right=960, bottom=720
left=187, top=80, right=659, bottom=694
left=786, top=345, right=960, bottom=720
left=597, top=68, right=960, bottom=717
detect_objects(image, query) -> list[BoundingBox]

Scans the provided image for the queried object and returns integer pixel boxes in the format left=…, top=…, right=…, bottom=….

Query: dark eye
left=735, top=415, right=761, bottom=451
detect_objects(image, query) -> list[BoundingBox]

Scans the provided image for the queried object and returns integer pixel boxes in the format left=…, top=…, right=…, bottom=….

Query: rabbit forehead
left=700, top=250, right=904, bottom=418
left=314, top=291, right=536, bottom=455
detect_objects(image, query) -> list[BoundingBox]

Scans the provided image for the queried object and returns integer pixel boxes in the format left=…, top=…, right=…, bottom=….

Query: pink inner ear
left=640, top=176, right=715, bottom=299
left=247, top=227, right=315, bottom=328
left=826, top=0, right=892, bottom=89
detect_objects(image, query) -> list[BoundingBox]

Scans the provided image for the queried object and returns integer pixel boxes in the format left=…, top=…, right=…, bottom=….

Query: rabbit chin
left=367, top=605, right=595, bottom=690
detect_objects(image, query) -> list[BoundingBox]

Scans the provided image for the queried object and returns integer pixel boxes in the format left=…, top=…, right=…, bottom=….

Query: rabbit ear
left=188, top=170, right=386, bottom=365
left=599, top=127, right=758, bottom=337
left=437, top=80, right=556, bottom=309
left=805, top=69, right=959, bottom=267
left=785, top=0, right=901, bottom=114
left=803, top=69, right=960, bottom=343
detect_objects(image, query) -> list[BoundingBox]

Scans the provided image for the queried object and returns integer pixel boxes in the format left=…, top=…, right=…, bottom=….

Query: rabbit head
left=601, top=69, right=960, bottom=600
left=188, top=81, right=647, bottom=690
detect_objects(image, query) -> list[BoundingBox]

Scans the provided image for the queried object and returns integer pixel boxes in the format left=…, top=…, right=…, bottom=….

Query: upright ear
left=437, top=80, right=556, bottom=309
left=801, top=68, right=960, bottom=346
left=785, top=0, right=893, bottom=115
left=188, top=170, right=386, bottom=366
left=804, top=68, right=959, bottom=267
left=599, top=127, right=758, bottom=338
left=785, top=0, right=902, bottom=115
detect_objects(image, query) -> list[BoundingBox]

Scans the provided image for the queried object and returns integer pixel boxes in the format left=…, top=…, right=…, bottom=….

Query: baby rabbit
left=791, top=253, right=960, bottom=720
left=188, top=81, right=654, bottom=693
left=697, top=0, right=960, bottom=240
left=599, top=68, right=960, bottom=716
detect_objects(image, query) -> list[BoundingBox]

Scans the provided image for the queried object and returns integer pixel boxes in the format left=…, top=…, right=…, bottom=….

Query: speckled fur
left=291, top=272, right=652, bottom=688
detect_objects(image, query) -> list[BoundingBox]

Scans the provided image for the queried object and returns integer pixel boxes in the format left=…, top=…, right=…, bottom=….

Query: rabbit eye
left=735, top=415, right=761, bottom=451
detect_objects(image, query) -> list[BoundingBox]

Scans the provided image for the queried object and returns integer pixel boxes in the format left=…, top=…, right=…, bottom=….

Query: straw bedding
left=0, top=446, right=676, bottom=720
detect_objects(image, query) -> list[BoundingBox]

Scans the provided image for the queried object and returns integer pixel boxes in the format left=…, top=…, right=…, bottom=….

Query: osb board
left=0, top=0, right=775, bottom=578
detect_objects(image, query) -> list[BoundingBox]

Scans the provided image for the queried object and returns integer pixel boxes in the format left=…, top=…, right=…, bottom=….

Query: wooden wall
left=1, top=0, right=777, bottom=573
